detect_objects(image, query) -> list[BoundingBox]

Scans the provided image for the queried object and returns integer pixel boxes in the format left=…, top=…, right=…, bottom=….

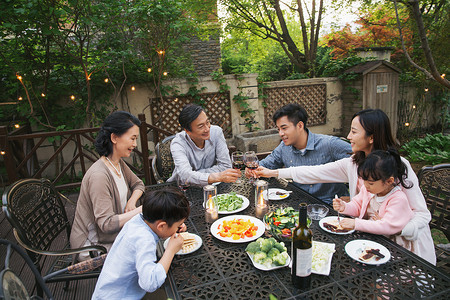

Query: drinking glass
left=244, top=151, right=259, bottom=184
left=231, top=151, right=244, bottom=184
left=177, top=177, right=192, bottom=206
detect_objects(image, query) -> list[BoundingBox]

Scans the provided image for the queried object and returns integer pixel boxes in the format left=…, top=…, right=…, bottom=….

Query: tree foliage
left=0, top=0, right=211, bottom=130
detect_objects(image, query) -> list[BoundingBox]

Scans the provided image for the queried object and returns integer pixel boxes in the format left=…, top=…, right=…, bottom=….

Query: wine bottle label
left=295, top=248, right=312, bottom=277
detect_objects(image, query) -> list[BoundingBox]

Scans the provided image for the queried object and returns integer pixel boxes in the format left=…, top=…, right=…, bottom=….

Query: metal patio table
left=156, top=179, right=450, bottom=299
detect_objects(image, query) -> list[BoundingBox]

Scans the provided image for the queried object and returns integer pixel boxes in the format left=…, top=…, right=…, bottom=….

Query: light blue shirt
left=260, top=130, right=352, bottom=204
left=92, top=215, right=166, bottom=300
left=168, top=125, right=232, bottom=186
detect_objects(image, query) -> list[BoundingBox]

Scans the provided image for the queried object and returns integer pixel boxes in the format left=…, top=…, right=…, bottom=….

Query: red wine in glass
left=245, top=161, right=259, bottom=170
left=233, top=161, right=244, bottom=170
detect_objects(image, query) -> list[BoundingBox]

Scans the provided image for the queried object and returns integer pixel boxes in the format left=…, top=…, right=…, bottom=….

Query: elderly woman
left=70, top=111, right=145, bottom=260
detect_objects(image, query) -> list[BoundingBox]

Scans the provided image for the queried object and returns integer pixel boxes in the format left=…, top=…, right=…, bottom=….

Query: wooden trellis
left=263, top=84, right=327, bottom=128
left=150, top=91, right=232, bottom=139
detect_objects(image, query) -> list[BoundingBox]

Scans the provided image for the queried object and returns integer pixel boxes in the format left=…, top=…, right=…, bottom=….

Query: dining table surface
left=151, top=178, right=450, bottom=300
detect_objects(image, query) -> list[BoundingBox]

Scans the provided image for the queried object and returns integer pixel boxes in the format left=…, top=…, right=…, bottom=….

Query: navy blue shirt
left=260, top=130, right=352, bottom=204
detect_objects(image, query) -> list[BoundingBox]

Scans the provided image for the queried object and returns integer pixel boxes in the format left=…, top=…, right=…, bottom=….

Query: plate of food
left=345, top=239, right=391, bottom=265
left=267, top=188, right=291, bottom=200
left=245, top=237, right=290, bottom=271
left=211, top=215, right=265, bottom=243
left=203, top=193, right=249, bottom=214
left=263, top=207, right=311, bottom=242
left=163, top=232, right=202, bottom=255
left=319, top=216, right=355, bottom=235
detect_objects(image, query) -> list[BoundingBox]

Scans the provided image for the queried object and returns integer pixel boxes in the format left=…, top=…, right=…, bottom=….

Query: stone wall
left=184, top=33, right=221, bottom=77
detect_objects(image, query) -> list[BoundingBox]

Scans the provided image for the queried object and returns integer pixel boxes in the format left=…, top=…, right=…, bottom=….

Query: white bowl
left=307, top=204, right=329, bottom=220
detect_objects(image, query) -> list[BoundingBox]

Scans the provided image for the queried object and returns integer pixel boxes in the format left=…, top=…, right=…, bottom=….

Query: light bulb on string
left=104, top=78, right=109, bottom=83
left=412, top=105, right=416, bottom=109
left=41, top=93, right=46, bottom=97
left=18, top=96, right=23, bottom=101
left=0, top=151, right=5, bottom=156
left=70, top=95, right=75, bottom=100
left=424, top=88, right=429, bottom=92
left=405, top=122, right=410, bottom=127
left=157, top=50, right=165, bottom=55
left=147, top=68, right=152, bottom=73
left=442, top=74, right=446, bottom=78
left=16, top=75, right=22, bottom=81
left=131, top=86, right=135, bottom=91
left=14, top=124, right=20, bottom=129
left=163, top=72, right=168, bottom=76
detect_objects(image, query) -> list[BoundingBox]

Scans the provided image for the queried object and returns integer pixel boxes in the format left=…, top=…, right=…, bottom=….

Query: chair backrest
left=1, top=178, right=71, bottom=262
left=154, top=135, right=176, bottom=182
left=418, top=163, right=450, bottom=240
left=0, top=239, right=53, bottom=300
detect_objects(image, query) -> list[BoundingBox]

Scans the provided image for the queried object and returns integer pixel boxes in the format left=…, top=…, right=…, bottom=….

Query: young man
left=168, top=104, right=240, bottom=186
left=92, top=188, right=190, bottom=299
left=249, top=103, right=352, bottom=204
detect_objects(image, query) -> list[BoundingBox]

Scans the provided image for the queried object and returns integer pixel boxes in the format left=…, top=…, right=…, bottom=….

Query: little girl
left=333, top=148, right=433, bottom=257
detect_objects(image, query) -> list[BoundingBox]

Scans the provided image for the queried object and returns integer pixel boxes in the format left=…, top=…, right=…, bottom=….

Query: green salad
left=215, top=192, right=243, bottom=211
left=263, top=207, right=311, bottom=241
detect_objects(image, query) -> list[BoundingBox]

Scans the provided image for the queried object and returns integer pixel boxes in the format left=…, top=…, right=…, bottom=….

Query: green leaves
left=401, top=133, right=450, bottom=164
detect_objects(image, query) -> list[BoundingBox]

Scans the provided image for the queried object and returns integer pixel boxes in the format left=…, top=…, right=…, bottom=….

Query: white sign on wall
left=377, top=85, right=388, bottom=93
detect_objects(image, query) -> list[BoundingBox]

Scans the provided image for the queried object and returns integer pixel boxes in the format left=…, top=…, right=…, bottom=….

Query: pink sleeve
left=354, top=193, right=413, bottom=235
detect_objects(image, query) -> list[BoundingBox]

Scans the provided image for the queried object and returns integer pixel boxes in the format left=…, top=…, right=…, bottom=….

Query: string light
left=70, top=95, right=75, bottom=100
left=0, top=151, right=5, bottom=155
left=131, top=86, right=135, bottom=91
left=424, top=88, right=428, bottom=92
left=14, top=124, right=20, bottom=129
left=442, top=74, right=446, bottom=78
left=405, top=122, right=410, bottom=127
left=163, top=72, right=168, bottom=76
left=147, top=68, right=152, bottom=72
left=157, top=50, right=165, bottom=55
left=18, top=96, right=23, bottom=101
left=412, top=105, right=416, bottom=109
left=104, top=78, right=109, bottom=83
left=41, top=93, right=46, bottom=97
left=16, top=75, right=22, bottom=81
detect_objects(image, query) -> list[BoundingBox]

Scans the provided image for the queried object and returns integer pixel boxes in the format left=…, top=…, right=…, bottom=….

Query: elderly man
left=168, top=104, right=240, bottom=186
left=248, top=103, right=352, bottom=204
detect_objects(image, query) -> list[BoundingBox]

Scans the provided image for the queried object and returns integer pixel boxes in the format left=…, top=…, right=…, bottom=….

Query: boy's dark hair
left=179, top=104, right=204, bottom=131
left=95, top=111, right=141, bottom=157
left=142, top=187, right=190, bottom=226
left=272, top=103, right=308, bottom=130
left=351, top=109, right=398, bottom=166
left=357, top=148, right=412, bottom=189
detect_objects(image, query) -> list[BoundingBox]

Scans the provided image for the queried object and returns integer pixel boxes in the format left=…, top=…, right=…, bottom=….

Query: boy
left=92, top=188, right=190, bottom=299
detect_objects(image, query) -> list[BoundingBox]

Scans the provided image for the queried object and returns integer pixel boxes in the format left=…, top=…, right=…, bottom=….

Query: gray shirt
left=260, top=130, right=352, bottom=203
left=168, top=125, right=232, bottom=186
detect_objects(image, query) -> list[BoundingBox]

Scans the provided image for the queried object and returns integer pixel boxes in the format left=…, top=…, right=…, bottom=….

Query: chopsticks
left=335, top=194, right=340, bottom=224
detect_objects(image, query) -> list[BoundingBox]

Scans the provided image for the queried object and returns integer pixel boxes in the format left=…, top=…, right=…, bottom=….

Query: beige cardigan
left=70, top=159, right=145, bottom=249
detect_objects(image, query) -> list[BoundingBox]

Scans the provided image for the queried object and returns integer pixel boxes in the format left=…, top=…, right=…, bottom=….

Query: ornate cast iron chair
left=418, top=163, right=450, bottom=272
left=151, top=135, right=176, bottom=183
left=1, top=178, right=107, bottom=290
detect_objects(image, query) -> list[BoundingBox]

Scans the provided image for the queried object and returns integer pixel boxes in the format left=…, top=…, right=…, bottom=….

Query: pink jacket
left=343, top=186, right=414, bottom=235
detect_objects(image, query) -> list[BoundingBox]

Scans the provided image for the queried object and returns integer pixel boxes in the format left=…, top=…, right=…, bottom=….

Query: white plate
left=288, top=241, right=335, bottom=275
left=319, top=216, right=355, bottom=235
left=267, top=188, right=290, bottom=200
left=345, top=239, right=391, bottom=265
left=210, top=215, right=265, bottom=243
left=247, top=251, right=290, bottom=271
left=163, top=233, right=202, bottom=255
left=203, top=194, right=249, bottom=214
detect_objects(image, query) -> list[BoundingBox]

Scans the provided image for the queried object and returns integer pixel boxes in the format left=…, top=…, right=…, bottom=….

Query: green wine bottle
left=291, top=203, right=313, bottom=289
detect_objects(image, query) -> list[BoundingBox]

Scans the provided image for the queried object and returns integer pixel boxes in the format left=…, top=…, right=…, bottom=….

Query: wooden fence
left=0, top=114, right=174, bottom=189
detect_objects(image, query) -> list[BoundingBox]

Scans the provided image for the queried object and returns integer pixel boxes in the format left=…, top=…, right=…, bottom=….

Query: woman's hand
left=340, top=218, right=355, bottom=230
left=253, top=166, right=278, bottom=178
left=124, top=201, right=137, bottom=212
left=333, top=198, right=346, bottom=212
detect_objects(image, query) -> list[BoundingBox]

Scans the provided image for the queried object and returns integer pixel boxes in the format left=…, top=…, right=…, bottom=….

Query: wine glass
left=177, top=177, right=192, bottom=206
left=231, top=151, right=244, bottom=184
left=244, top=151, right=259, bottom=184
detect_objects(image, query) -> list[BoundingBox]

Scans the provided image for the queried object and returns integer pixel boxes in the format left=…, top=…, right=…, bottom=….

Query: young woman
left=70, top=111, right=145, bottom=260
left=255, top=109, right=436, bottom=265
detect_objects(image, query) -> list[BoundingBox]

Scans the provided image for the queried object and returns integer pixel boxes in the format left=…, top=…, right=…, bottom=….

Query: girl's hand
left=167, top=232, right=184, bottom=254
left=370, top=212, right=382, bottom=221
left=340, top=218, right=355, bottom=230
left=254, top=166, right=276, bottom=178
left=333, top=198, right=346, bottom=212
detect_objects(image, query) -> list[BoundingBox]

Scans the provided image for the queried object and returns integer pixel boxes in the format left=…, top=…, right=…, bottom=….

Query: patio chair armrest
left=43, top=253, right=108, bottom=281
left=13, top=229, right=107, bottom=256
left=58, top=191, right=76, bottom=205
